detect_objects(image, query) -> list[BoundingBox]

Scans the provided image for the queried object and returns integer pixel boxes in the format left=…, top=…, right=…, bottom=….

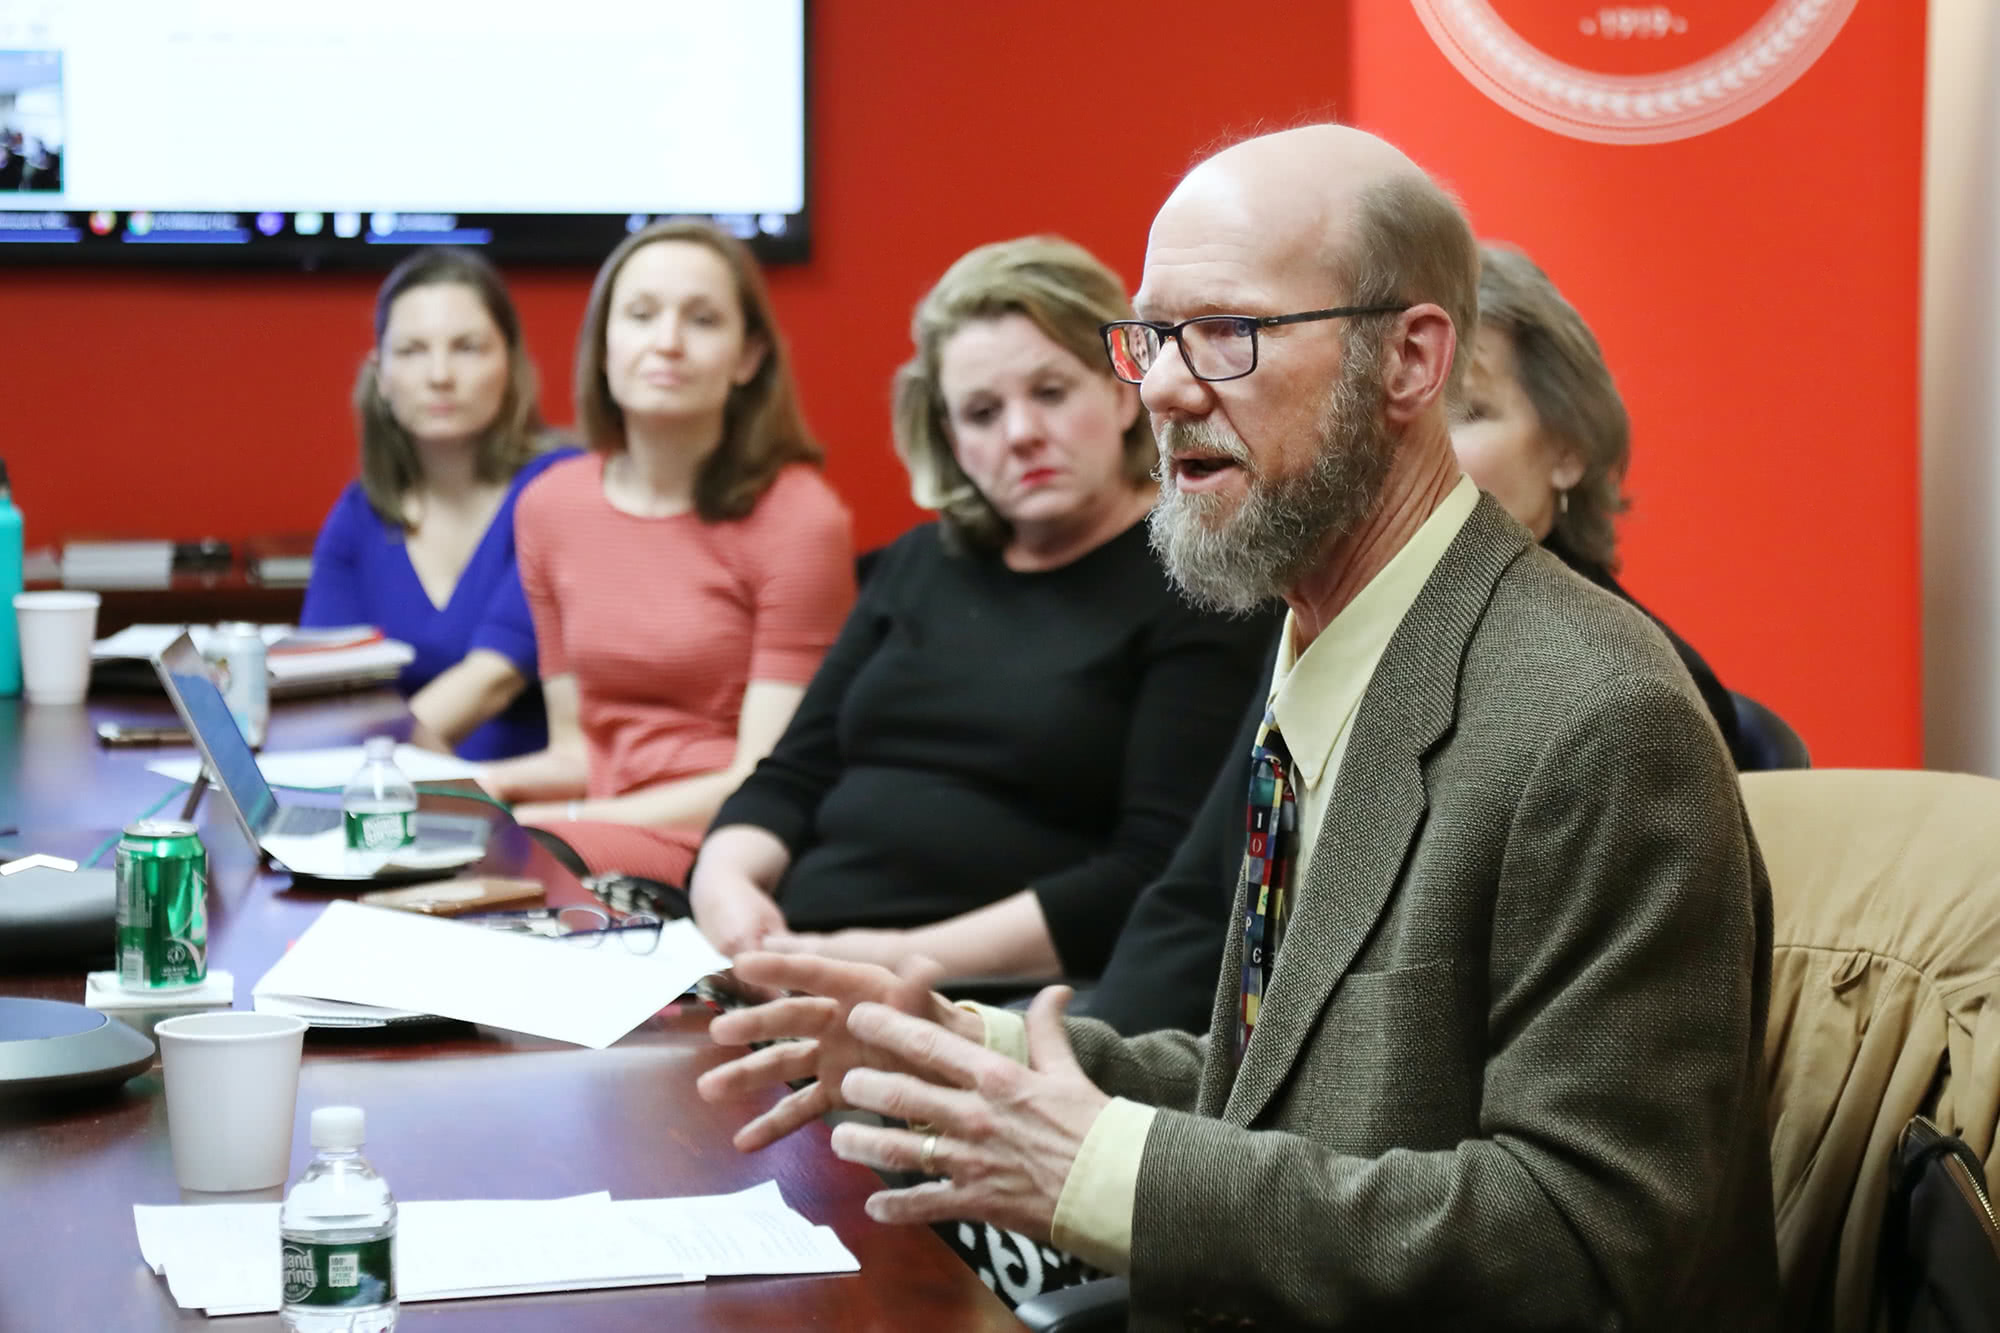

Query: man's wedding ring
left=919, top=1133, right=940, bottom=1177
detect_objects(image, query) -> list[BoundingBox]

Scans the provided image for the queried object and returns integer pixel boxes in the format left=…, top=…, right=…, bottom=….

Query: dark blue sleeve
left=458, top=447, right=576, bottom=676
left=466, top=558, right=538, bottom=676
left=299, top=486, right=377, bottom=627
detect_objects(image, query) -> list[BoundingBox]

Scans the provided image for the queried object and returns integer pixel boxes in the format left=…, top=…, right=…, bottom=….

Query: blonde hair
left=573, top=220, right=820, bottom=521
left=892, top=236, right=1153, bottom=550
left=1476, top=243, right=1631, bottom=569
left=354, top=248, right=546, bottom=529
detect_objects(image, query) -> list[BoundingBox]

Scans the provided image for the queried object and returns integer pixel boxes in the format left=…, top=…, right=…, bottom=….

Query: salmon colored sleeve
left=745, top=466, right=856, bottom=684
left=513, top=467, right=568, bottom=681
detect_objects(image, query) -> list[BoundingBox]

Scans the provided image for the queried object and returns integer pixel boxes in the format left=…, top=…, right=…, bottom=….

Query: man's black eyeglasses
left=1100, top=304, right=1410, bottom=384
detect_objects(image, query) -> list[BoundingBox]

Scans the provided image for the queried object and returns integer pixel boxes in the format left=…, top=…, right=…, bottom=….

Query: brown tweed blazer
left=1067, top=496, right=1779, bottom=1331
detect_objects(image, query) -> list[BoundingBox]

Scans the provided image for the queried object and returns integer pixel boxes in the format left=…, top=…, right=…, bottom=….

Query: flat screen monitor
left=0, top=0, right=808, bottom=266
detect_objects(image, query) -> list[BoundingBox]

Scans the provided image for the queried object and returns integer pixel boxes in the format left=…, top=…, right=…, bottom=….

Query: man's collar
left=1269, top=475, right=1480, bottom=785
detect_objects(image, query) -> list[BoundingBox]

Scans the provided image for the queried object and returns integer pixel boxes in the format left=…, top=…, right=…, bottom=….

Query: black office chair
left=1730, top=690, right=1811, bottom=771
left=1015, top=1276, right=1130, bottom=1332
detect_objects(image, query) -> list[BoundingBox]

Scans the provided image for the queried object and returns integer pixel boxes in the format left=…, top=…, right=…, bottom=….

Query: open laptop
left=152, top=631, right=488, bottom=880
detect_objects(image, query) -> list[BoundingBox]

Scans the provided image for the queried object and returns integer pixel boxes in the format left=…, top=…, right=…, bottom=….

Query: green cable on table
left=84, top=782, right=193, bottom=866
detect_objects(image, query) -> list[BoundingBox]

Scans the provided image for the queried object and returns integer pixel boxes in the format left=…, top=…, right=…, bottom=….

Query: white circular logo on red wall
left=1411, top=1, right=1858, bottom=145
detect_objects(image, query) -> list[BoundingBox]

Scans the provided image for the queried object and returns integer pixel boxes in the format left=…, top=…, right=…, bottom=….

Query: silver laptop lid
left=152, top=632, right=281, bottom=845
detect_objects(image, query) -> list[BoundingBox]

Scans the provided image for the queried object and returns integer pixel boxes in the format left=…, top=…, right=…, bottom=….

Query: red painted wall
left=1345, top=3, right=1926, bottom=767
left=0, top=2, right=1925, bottom=766
left=0, top=3, right=1355, bottom=560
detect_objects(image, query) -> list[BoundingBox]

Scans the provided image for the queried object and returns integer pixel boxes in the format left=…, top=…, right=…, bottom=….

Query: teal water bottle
left=0, top=459, right=22, bottom=697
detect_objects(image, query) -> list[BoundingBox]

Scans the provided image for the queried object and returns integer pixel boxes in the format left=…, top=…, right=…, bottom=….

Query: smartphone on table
left=96, top=721, right=192, bottom=747
left=358, top=876, right=545, bottom=916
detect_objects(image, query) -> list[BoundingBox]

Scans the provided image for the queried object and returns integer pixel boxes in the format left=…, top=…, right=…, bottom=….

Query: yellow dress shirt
left=973, top=474, right=1480, bottom=1273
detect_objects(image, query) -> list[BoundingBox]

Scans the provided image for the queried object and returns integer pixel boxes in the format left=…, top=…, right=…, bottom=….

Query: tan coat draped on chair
left=1746, top=768, right=2000, bottom=1333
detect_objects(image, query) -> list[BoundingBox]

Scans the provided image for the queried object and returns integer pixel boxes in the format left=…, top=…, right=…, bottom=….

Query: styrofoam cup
left=155, top=1011, right=308, bottom=1192
left=13, top=590, right=100, bottom=705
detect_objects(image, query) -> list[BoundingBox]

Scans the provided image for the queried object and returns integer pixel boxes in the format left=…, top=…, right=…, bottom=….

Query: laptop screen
left=154, top=635, right=279, bottom=837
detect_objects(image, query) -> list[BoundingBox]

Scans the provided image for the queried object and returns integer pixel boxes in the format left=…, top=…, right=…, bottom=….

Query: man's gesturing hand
left=828, top=984, right=1111, bottom=1243
left=694, top=950, right=978, bottom=1152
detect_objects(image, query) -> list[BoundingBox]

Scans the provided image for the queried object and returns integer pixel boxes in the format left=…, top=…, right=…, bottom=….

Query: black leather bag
left=1882, top=1114, right=2000, bottom=1333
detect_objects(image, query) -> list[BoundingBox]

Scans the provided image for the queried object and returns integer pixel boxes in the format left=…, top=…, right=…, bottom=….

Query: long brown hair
left=573, top=221, right=821, bottom=521
left=353, top=247, right=546, bottom=529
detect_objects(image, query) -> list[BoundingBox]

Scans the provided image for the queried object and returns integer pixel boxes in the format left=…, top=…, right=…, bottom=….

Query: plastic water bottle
left=280, top=1106, right=398, bottom=1332
left=342, top=737, right=416, bottom=853
left=0, top=459, right=23, bottom=697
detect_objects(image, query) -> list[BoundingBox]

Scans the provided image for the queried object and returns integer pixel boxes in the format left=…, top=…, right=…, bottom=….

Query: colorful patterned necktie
left=1236, top=707, right=1297, bottom=1066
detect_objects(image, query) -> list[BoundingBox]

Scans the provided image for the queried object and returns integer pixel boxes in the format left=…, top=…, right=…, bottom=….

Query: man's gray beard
left=1148, top=348, right=1397, bottom=614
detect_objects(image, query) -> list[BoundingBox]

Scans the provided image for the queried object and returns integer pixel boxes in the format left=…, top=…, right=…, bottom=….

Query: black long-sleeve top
left=708, top=519, right=1278, bottom=977
left=1544, top=533, right=1751, bottom=768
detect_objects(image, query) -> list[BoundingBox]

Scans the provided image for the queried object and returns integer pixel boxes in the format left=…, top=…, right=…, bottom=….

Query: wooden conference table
left=0, top=691, right=1018, bottom=1331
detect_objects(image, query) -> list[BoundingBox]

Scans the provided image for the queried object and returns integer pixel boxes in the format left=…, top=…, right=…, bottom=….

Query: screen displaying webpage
left=0, top=0, right=807, bottom=261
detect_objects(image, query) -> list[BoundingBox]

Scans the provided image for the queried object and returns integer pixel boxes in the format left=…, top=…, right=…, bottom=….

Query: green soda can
left=115, top=819, right=208, bottom=991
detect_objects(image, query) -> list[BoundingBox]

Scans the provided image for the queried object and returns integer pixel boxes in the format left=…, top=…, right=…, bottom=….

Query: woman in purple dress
left=301, top=248, right=577, bottom=760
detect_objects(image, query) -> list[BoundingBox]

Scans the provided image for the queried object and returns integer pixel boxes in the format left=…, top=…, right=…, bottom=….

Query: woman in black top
left=689, top=237, right=1275, bottom=980
left=1453, top=243, right=1750, bottom=765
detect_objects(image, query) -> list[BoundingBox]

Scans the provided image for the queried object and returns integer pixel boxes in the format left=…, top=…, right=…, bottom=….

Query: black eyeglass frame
left=1099, top=303, right=1412, bottom=384
left=460, top=904, right=664, bottom=953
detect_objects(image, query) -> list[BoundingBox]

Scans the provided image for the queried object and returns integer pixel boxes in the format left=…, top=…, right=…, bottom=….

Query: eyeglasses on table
left=460, top=905, right=664, bottom=954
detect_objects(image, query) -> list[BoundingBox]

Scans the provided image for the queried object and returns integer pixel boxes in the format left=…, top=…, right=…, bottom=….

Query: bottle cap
left=310, top=1105, right=365, bottom=1150
left=363, top=736, right=396, bottom=760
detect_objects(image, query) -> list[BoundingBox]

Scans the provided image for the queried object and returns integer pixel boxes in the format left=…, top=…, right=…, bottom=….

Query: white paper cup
left=155, top=1011, right=308, bottom=1192
left=13, top=590, right=100, bottom=705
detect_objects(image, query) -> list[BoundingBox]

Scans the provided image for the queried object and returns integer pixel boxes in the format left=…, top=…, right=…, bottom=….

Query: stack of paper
left=63, top=540, right=174, bottom=588
left=265, top=635, right=414, bottom=696
left=133, top=1181, right=859, bottom=1316
left=93, top=623, right=416, bottom=696
left=251, top=900, right=731, bottom=1046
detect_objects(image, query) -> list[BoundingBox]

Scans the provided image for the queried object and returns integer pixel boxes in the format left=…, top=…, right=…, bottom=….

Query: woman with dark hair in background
left=688, top=236, right=1275, bottom=981
left=478, top=221, right=854, bottom=886
left=301, top=247, right=576, bottom=760
left=1453, top=242, right=1749, bottom=764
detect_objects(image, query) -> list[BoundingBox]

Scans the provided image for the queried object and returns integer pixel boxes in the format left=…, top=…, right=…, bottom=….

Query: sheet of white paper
left=134, top=1185, right=846, bottom=1315
left=136, top=1194, right=699, bottom=1315
left=135, top=1200, right=267, bottom=1276
left=251, top=902, right=726, bottom=1048
left=252, top=991, right=431, bottom=1025
left=394, top=1196, right=698, bottom=1302
left=147, top=743, right=479, bottom=790
left=613, top=1206, right=858, bottom=1277
left=256, top=827, right=484, bottom=879
left=614, top=1182, right=859, bottom=1276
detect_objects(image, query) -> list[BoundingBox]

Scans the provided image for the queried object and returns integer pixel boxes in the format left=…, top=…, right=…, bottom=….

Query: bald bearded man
left=698, top=126, right=1779, bottom=1331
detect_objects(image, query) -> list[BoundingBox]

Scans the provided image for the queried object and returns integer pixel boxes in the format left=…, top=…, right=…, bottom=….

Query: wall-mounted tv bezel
left=0, top=2, right=812, bottom=269
left=0, top=207, right=811, bottom=268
